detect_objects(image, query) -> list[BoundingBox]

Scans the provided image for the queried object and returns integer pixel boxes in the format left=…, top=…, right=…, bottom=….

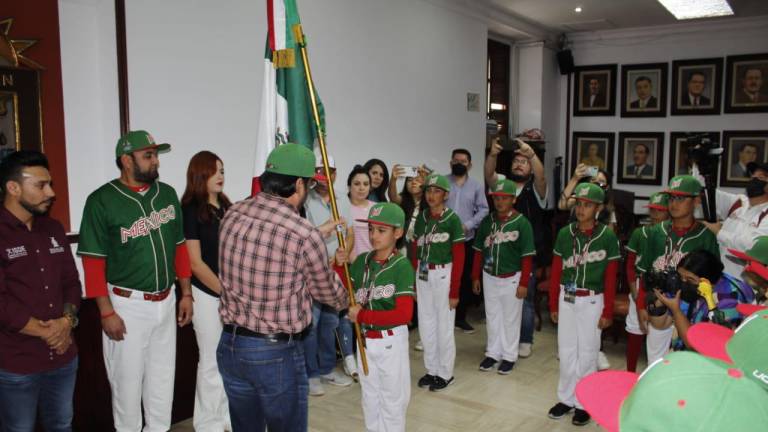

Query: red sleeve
left=411, top=241, right=418, bottom=269
left=519, top=256, right=533, bottom=288
left=449, top=242, right=465, bottom=299
left=471, top=251, right=482, bottom=281
left=636, top=277, right=646, bottom=311
left=333, top=264, right=350, bottom=289
left=82, top=256, right=108, bottom=298
left=625, top=252, right=637, bottom=286
left=175, top=243, right=192, bottom=279
left=357, top=296, right=413, bottom=327
left=602, top=260, right=618, bottom=320
left=549, top=255, right=563, bottom=313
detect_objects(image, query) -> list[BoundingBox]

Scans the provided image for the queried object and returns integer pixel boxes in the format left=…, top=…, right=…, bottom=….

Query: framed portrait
left=724, top=53, right=768, bottom=113
left=720, top=130, right=768, bottom=187
left=573, top=64, right=617, bottom=116
left=621, top=63, right=668, bottom=118
left=617, top=132, right=664, bottom=185
left=671, top=58, right=723, bottom=115
left=668, top=132, right=720, bottom=178
left=571, top=132, right=615, bottom=176
left=0, top=67, right=42, bottom=162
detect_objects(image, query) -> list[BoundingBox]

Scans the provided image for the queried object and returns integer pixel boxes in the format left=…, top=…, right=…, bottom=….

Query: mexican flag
left=252, top=0, right=325, bottom=195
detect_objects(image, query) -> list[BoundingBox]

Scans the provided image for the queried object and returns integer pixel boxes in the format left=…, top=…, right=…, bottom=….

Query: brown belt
left=112, top=287, right=171, bottom=302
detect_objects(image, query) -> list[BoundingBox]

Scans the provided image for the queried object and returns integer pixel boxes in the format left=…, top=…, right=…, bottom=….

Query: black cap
left=747, top=161, right=768, bottom=175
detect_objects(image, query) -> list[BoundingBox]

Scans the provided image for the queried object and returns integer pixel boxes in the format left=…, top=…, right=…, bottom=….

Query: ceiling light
left=657, top=0, right=733, bottom=20
left=574, top=6, right=582, bottom=13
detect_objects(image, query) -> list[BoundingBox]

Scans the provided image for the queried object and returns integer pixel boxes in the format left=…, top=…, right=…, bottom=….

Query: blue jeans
left=0, top=356, right=78, bottom=432
left=337, top=314, right=355, bottom=357
left=303, top=302, right=339, bottom=378
left=520, top=269, right=537, bottom=344
left=217, top=331, right=308, bottom=432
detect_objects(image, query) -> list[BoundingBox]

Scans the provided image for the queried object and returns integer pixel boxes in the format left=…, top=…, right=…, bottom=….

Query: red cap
left=575, top=371, right=638, bottom=432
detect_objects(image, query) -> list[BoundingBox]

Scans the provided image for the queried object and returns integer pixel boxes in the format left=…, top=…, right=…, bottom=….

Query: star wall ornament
left=0, top=18, right=44, bottom=69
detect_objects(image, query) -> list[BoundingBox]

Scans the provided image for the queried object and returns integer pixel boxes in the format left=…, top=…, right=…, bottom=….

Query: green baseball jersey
left=350, top=251, right=415, bottom=331
left=626, top=226, right=649, bottom=271
left=636, top=220, right=720, bottom=274
left=77, top=180, right=185, bottom=293
left=472, top=212, right=535, bottom=276
left=553, top=222, right=621, bottom=293
left=413, top=207, right=465, bottom=264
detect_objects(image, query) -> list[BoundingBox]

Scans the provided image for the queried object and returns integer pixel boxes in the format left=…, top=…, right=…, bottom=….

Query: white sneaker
left=343, top=355, right=358, bottom=379
left=414, top=340, right=424, bottom=351
left=597, top=351, right=611, bottom=371
left=309, top=377, right=325, bottom=396
left=321, top=369, right=353, bottom=387
left=518, top=343, right=532, bottom=358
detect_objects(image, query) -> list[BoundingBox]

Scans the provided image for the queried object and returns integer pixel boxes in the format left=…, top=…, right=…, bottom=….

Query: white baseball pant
left=104, top=286, right=176, bottom=432
left=416, top=263, right=456, bottom=380
left=556, top=289, right=603, bottom=409
left=625, top=293, right=643, bottom=336
left=191, top=288, right=230, bottom=432
left=483, top=271, right=524, bottom=362
left=646, top=324, right=673, bottom=365
left=358, top=325, right=410, bottom=432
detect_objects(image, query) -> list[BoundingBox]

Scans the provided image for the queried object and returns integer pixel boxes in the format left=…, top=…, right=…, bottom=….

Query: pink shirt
left=350, top=200, right=374, bottom=259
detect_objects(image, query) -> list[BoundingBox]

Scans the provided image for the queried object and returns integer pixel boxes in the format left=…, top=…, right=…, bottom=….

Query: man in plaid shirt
left=218, top=143, right=348, bottom=431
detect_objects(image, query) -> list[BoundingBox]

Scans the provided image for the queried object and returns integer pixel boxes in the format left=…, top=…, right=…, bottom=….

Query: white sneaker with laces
left=343, top=355, right=358, bottom=378
left=597, top=351, right=611, bottom=370
left=414, top=340, right=424, bottom=351
left=309, top=377, right=325, bottom=396
left=321, top=369, right=353, bottom=387
left=518, top=343, right=532, bottom=358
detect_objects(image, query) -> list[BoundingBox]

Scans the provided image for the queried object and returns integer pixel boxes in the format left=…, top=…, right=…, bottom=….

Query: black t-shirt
left=514, top=179, right=551, bottom=267
left=182, top=203, right=225, bottom=297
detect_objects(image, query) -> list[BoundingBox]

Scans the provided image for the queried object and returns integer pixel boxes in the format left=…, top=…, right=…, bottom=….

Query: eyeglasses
left=591, top=181, right=608, bottom=190
left=512, top=158, right=530, bottom=166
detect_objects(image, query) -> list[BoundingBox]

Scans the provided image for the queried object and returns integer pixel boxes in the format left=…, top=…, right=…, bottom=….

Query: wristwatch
left=63, top=312, right=79, bottom=329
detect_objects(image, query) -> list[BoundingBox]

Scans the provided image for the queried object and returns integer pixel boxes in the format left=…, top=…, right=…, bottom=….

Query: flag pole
left=293, top=24, right=369, bottom=376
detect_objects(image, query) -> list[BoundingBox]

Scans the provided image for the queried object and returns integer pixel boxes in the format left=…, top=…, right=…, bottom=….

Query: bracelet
left=100, top=310, right=116, bottom=320
left=183, top=294, right=193, bottom=298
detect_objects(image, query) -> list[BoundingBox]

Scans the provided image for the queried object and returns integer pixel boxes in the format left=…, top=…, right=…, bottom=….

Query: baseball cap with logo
left=728, top=236, right=768, bottom=281
left=686, top=309, right=768, bottom=391
left=573, top=182, right=605, bottom=204
left=644, top=192, right=669, bottom=210
left=423, top=174, right=451, bottom=192
left=665, top=175, right=702, bottom=197
left=264, top=143, right=316, bottom=178
left=575, top=351, right=768, bottom=432
left=356, top=202, right=405, bottom=228
left=115, top=130, right=170, bottom=158
left=488, top=179, right=517, bottom=197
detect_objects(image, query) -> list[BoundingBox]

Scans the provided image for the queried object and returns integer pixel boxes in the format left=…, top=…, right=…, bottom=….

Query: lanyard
left=571, top=225, right=596, bottom=266
left=361, top=251, right=396, bottom=305
left=420, top=208, right=446, bottom=262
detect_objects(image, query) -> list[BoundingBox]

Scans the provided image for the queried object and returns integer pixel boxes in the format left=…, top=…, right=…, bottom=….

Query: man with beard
left=484, top=130, right=548, bottom=358
left=0, top=151, right=81, bottom=431
left=217, top=143, right=349, bottom=430
left=447, top=149, right=488, bottom=334
left=77, top=130, right=193, bottom=432
left=702, top=161, right=768, bottom=280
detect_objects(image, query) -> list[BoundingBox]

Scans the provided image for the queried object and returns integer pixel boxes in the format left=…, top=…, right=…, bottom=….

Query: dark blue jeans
left=0, top=356, right=78, bottom=432
left=520, top=268, right=537, bottom=344
left=303, top=302, right=339, bottom=378
left=217, top=330, right=308, bottom=432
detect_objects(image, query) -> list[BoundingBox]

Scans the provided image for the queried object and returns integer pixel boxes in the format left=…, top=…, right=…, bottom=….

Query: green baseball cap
left=665, top=175, right=702, bottom=197
left=728, top=236, right=768, bottom=266
left=423, top=173, right=450, bottom=192
left=264, top=143, right=316, bottom=178
left=488, top=179, right=517, bottom=197
left=115, top=130, right=170, bottom=158
left=687, top=309, right=768, bottom=391
left=573, top=182, right=605, bottom=204
left=644, top=192, right=669, bottom=211
left=576, top=351, right=768, bottom=432
left=356, top=202, right=405, bottom=228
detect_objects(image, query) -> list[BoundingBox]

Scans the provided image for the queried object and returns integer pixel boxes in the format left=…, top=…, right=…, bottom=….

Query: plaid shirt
left=219, top=193, right=347, bottom=334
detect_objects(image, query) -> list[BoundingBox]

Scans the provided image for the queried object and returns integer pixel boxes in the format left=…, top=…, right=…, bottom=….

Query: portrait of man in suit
left=626, top=141, right=654, bottom=178
left=682, top=71, right=711, bottom=107
left=730, top=142, right=760, bottom=179
left=629, top=76, right=658, bottom=110
left=584, top=75, right=607, bottom=109
left=733, top=66, right=768, bottom=106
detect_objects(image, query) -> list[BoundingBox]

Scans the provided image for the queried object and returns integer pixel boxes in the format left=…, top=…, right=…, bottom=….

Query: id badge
left=418, top=261, right=429, bottom=281
left=564, top=282, right=577, bottom=304
left=483, top=255, right=494, bottom=273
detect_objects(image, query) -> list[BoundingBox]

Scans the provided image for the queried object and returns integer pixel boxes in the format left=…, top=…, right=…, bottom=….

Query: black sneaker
left=429, top=376, right=454, bottom=392
left=478, top=357, right=498, bottom=371
left=497, top=360, right=515, bottom=375
left=547, top=402, right=573, bottom=419
left=572, top=409, right=591, bottom=426
left=417, top=374, right=435, bottom=389
left=455, top=320, right=476, bottom=334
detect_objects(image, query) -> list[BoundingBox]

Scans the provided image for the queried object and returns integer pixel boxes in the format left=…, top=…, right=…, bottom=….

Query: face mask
left=746, top=177, right=768, bottom=198
left=451, top=163, right=467, bottom=176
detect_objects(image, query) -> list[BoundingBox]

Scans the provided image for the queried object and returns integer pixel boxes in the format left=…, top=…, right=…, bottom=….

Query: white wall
left=558, top=17, right=768, bottom=213
left=59, top=0, right=489, bottom=229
